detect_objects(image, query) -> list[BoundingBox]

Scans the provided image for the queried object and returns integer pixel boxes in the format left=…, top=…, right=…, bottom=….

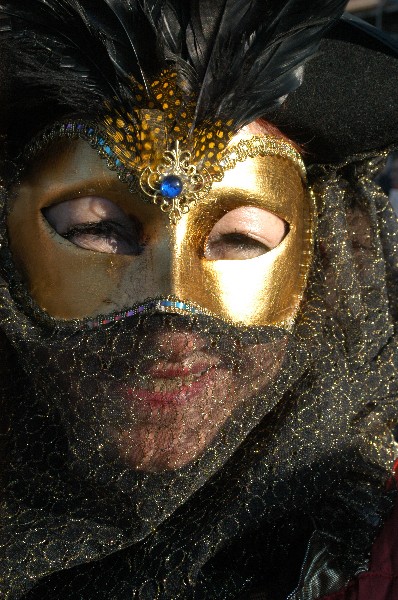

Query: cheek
left=239, top=338, right=288, bottom=384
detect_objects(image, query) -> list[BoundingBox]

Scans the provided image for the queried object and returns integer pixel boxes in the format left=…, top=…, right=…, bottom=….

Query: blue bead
left=160, top=175, right=183, bottom=198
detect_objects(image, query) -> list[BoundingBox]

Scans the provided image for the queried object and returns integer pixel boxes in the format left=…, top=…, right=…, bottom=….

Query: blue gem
left=160, top=175, right=183, bottom=199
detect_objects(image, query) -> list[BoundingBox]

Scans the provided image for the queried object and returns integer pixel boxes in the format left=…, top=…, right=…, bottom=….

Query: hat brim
left=269, top=14, right=398, bottom=165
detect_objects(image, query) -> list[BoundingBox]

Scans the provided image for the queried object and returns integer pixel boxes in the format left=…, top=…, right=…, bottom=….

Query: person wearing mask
left=0, top=1, right=397, bottom=598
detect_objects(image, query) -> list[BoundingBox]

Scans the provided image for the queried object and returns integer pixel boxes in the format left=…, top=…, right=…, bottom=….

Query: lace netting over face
left=0, top=154, right=397, bottom=600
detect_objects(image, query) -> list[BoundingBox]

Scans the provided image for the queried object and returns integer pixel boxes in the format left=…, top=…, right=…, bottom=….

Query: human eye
left=204, top=206, right=287, bottom=260
left=43, top=196, right=143, bottom=255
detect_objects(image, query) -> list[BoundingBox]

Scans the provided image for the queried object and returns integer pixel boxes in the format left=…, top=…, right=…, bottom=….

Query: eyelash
left=62, top=220, right=122, bottom=240
left=63, top=220, right=144, bottom=255
left=208, top=232, right=270, bottom=251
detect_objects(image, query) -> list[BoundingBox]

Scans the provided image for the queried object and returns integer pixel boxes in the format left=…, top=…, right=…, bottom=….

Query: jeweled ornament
left=160, top=175, right=183, bottom=199
left=140, top=140, right=211, bottom=224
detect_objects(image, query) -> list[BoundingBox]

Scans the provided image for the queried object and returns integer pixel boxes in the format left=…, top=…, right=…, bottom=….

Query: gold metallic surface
left=8, top=138, right=313, bottom=327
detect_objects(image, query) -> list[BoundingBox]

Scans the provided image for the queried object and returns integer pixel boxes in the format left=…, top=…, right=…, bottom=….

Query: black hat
left=270, top=14, right=398, bottom=164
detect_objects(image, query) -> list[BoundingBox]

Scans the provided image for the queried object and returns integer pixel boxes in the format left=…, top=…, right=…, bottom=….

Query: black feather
left=0, top=0, right=347, bottom=155
left=0, top=0, right=159, bottom=97
left=185, top=0, right=348, bottom=128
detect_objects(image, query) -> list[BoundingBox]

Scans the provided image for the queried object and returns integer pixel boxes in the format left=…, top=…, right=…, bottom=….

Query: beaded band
left=219, top=136, right=306, bottom=181
left=85, top=298, right=211, bottom=330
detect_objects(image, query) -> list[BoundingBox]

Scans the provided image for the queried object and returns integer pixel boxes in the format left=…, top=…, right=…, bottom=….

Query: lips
left=124, top=364, right=218, bottom=408
left=120, top=329, right=220, bottom=408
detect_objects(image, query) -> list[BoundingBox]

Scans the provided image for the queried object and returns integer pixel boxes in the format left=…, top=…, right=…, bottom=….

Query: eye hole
left=204, top=206, right=287, bottom=261
left=43, top=196, right=143, bottom=255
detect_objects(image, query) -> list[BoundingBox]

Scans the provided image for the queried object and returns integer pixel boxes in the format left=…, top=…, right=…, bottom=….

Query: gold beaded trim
left=218, top=135, right=306, bottom=181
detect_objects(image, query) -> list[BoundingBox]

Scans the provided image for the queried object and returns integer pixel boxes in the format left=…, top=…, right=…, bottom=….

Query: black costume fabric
left=0, top=2, right=397, bottom=600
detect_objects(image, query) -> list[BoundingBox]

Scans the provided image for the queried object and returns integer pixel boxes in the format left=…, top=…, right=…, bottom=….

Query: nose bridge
left=149, top=220, right=181, bottom=297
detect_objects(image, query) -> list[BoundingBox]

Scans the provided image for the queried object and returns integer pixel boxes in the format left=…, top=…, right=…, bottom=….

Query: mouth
left=123, top=362, right=219, bottom=408
left=116, top=327, right=225, bottom=410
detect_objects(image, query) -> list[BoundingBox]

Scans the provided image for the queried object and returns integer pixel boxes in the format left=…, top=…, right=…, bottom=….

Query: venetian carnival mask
left=1, top=4, right=322, bottom=477
left=8, top=118, right=314, bottom=329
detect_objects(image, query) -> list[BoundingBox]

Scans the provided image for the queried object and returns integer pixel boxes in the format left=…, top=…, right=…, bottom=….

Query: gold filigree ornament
left=139, top=134, right=306, bottom=223
left=139, top=140, right=212, bottom=224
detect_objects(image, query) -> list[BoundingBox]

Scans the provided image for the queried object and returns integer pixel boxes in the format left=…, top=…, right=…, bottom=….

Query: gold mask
left=8, top=134, right=314, bottom=329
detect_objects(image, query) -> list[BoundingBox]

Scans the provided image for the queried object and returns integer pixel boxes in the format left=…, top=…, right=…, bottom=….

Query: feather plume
left=0, top=0, right=347, bottom=151
left=183, top=0, right=348, bottom=128
left=0, top=0, right=159, bottom=103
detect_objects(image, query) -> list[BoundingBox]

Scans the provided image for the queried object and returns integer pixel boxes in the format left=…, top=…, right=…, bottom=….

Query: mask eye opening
left=41, top=197, right=146, bottom=256
left=202, top=206, right=289, bottom=261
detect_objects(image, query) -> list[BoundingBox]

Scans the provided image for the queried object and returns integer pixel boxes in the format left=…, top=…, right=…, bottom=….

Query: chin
left=115, top=427, right=213, bottom=472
